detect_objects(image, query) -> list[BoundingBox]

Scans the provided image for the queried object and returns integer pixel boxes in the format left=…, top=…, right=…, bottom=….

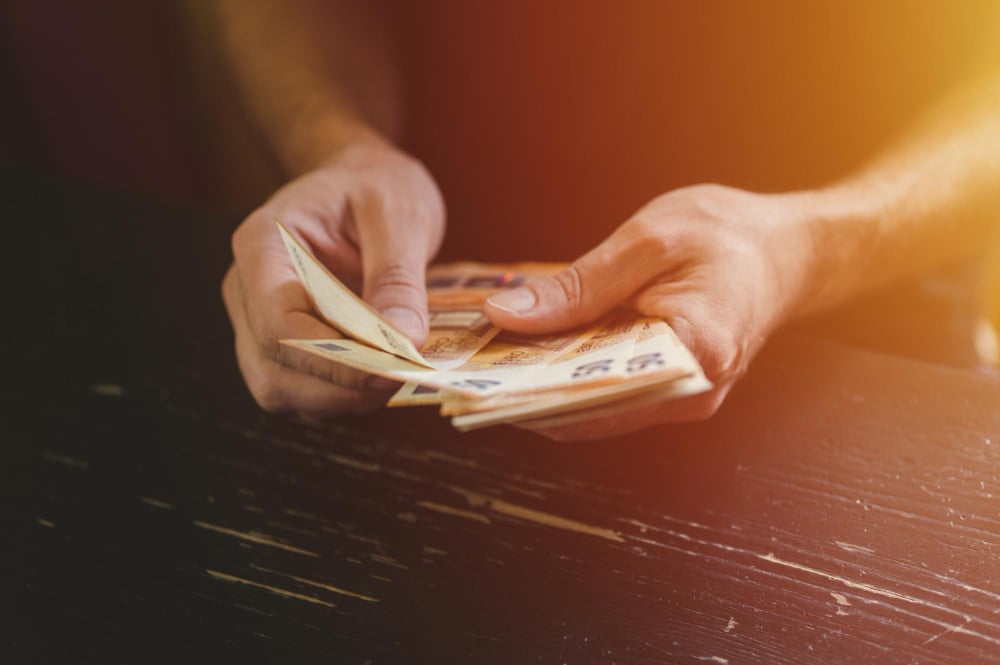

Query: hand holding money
left=221, top=137, right=445, bottom=419
left=276, top=223, right=714, bottom=436
left=485, top=184, right=818, bottom=439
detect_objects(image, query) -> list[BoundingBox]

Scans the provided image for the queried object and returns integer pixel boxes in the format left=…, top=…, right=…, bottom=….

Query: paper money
left=278, top=221, right=499, bottom=371
left=277, top=222, right=430, bottom=366
left=386, top=381, right=446, bottom=406
left=285, top=317, right=650, bottom=399
left=438, top=320, right=692, bottom=416
left=275, top=229, right=710, bottom=431
left=506, top=373, right=713, bottom=431
left=426, top=262, right=564, bottom=308
left=449, top=321, right=711, bottom=430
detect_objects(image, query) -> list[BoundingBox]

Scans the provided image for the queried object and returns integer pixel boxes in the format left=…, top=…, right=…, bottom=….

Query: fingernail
left=487, top=287, right=537, bottom=313
left=379, top=306, right=425, bottom=341
left=365, top=375, right=399, bottom=392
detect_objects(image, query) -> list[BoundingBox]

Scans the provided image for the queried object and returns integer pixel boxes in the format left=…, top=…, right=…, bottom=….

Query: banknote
left=418, top=307, right=500, bottom=370
left=388, top=262, right=567, bottom=406
left=277, top=221, right=430, bottom=366
left=386, top=380, right=446, bottom=407
left=284, top=314, right=652, bottom=399
left=275, top=236, right=710, bottom=430
left=501, top=372, right=713, bottom=432
left=278, top=221, right=499, bottom=371
left=426, top=262, right=564, bottom=308
left=389, top=312, right=643, bottom=408
left=438, top=320, right=685, bottom=415
left=447, top=320, right=710, bottom=430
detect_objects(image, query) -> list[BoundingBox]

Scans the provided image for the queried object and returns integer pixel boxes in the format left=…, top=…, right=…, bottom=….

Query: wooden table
left=5, top=171, right=1000, bottom=664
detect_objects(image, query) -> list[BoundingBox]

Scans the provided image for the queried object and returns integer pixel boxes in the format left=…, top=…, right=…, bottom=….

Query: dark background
left=2, top=0, right=999, bottom=360
left=4, top=6, right=1000, bottom=662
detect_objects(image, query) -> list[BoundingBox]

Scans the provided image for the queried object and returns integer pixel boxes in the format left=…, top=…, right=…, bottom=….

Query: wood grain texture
left=3, top=171, right=999, bottom=664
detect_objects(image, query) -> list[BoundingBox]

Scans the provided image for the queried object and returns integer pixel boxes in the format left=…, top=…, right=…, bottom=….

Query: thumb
left=353, top=202, right=433, bottom=347
left=484, top=231, right=654, bottom=334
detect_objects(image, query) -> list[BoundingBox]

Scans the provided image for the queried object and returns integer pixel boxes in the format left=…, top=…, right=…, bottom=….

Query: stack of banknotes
left=278, top=222, right=711, bottom=431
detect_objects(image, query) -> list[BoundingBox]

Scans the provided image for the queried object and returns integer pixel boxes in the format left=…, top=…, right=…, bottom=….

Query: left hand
left=483, top=184, right=820, bottom=440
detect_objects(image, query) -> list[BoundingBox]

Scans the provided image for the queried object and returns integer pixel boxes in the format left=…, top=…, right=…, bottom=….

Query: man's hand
left=222, top=138, right=445, bottom=419
left=484, top=184, right=818, bottom=440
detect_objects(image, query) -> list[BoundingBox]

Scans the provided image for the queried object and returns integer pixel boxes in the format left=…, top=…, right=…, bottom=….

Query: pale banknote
left=425, top=262, right=564, bottom=309
left=284, top=335, right=617, bottom=399
left=278, top=221, right=499, bottom=371
left=439, top=319, right=671, bottom=415
left=389, top=262, right=565, bottom=406
left=279, top=245, right=649, bottom=399
left=419, top=307, right=500, bottom=370
left=386, top=381, right=446, bottom=406
left=277, top=222, right=430, bottom=366
left=441, top=318, right=698, bottom=415
left=502, top=373, right=713, bottom=432
left=385, top=313, right=642, bottom=404
left=285, top=314, right=646, bottom=399
left=275, top=240, right=710, bottom=429
left=448, top=320, right=709, bottom=429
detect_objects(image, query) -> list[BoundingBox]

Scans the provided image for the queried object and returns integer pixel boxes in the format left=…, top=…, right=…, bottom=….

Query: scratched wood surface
left=4, top=171, right=1000, bottom=664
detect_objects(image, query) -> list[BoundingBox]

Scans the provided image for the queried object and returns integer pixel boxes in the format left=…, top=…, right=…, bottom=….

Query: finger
left=351, top=190, right=440, bottom=346
left=636, top=287, right=749, bottom=383
left=483, top=220, right=664, bottom=334
left=241, top=338, right=385, bottom=415
left=260, top=173, right=365, bottom=281
left=227, top=269, right=389, bottom=415
left=242, top=336, right=387, bottom=417
left=239, top=267, right=386, bottom=392
left=231, top=221, right=376, bottom=387
left=225, top=257, right=389, bottom=408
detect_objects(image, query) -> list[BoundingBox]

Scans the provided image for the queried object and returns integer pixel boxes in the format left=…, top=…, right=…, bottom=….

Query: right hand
left=222, top=137, right=445, bottom=419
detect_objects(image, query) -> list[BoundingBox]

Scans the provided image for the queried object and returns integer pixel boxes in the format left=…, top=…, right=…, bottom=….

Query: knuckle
left=375, top=262, right=422, bottom=289
left=551, top=265, right=585, bottom=310
left=398, top=153, right=432, bottom=182
left=667, top=312, right=744, bottom=380
left=625, top=216, right=671, bottom=257
left=671, top=307, right=748, bottom=382
left=230, top=208, right=277, bottom=265
left=686, top=182, right=730, bottom=198
left=230, top=215, right=258, bottom=264
left=384, top=197, right=444, bottom=232
left=256, top=328, right=283, bottom=362
left=700, top=335, right=742, bottom=380
left=664, top=312, right=696, bottom=350
left=687, top=395, right=723, bottom=421
left=230, top=226, right=245, bottom=264
left=396, top=153, right=438, bottom=192
left=368, top=263, right=427, bottom=305
left=248, top=378, right=286, bottom=413
left=221, top=266, right=236, bottom=306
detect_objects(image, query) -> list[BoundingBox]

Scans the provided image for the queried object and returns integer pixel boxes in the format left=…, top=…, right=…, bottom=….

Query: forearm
left=795, top=75, right=1000, bottom=315
left=216, top=0, right=398, bottom=175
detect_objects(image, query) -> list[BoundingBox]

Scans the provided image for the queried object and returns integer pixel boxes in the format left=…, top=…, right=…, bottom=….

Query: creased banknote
left=278, top=221, right=499, bottom=371
left=276, top=225, right=710, bottom=430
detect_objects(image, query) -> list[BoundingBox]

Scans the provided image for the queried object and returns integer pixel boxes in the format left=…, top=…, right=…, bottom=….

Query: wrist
left=778, top=184, right=885, bottom=319
left=278, top=109, right=387, bottom=175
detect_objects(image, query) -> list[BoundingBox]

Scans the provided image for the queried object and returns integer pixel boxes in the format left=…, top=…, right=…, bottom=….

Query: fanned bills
left=277, top=221, right=711, bottom=431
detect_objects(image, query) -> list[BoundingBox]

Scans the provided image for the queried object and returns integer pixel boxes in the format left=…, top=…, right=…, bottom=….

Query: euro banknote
left=276, top=221, right=710, bottom=430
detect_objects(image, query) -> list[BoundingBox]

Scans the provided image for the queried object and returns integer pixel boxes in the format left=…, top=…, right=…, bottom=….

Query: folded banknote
left=276, top=221, right=711, bottom=431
